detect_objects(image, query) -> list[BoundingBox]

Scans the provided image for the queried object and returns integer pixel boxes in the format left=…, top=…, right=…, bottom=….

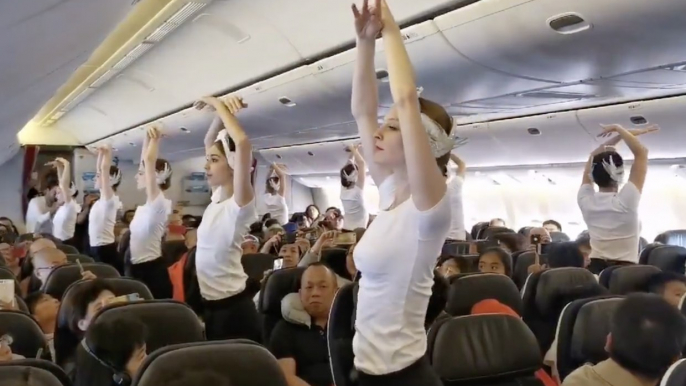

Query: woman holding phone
left=193, top=95, right=261, bottom=342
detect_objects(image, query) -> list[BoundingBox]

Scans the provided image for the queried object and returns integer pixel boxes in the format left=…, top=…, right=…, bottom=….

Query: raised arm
left=52, top=158, right=72, bottom=204
left=380, top=1, right=446, bottom=210
left=449, top=153, right=466, bottom=179
left=349, top=144, right=367, bottom=188
left=272, top=164, right=287, bottom=197
left=596, top=124, right=658, bottom=192
left=99, top=145, right=115, bottom=200
left=351, top=0, right=389, bottom=184
left=204, top=116, right=224, bottom=151
left=581, top=134, right=624, bottom=186
left=143, top=126, right=162, bottom=204
left=197, top=96, right=254, bottom=207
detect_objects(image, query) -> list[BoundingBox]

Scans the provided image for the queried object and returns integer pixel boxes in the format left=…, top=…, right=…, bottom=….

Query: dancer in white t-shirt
left=578, top=123, right=658, bottom=274
left=45, top=158, right=81, bottom=248
left=340, top=144, right=369, bottom=230
left=192, top=95, right=260, bottom=342
left=264, top=164, right=289, bottom=225
left=349, top=1, right=462, bottom=384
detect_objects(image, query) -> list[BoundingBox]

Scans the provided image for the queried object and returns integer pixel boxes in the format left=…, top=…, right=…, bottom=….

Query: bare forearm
left=383, top=24, right=417, bottom=104
left=204, top=116, right=225, bottom=149
left=351, top=40, right=378, bottom=119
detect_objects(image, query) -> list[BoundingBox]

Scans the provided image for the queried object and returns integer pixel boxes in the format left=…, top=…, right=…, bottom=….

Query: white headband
left=421, top=113, right=469, bottom=157
left=343, top=160, right=358, bottom=184
left=214, top=129, right=255, bottom=172
left=591, top=154, right=624, bottom=183
left=109, top=169, right=122, bottom=186
left=156, top=163, right=172, bottom=185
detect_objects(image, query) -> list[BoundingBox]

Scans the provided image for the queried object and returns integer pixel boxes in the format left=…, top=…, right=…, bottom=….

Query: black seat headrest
left=0, top=311, right=48, bottom=358
left=132, top=341, right=287, bottom=386
left=241, top=253, right=276, bottom=282
left=321, top=248, right=351, bottom=280
left=442, top=242, right=471, bottom=256
left=534, top=268, right=599, bottom=316
left=655, top=230, right=686, bottom=248
left=258, top=267, right=305, bottom=316
left=550, top=232, right=570, bottom=243
left=482, top=227, right=515, bottom=240
left=608, top=265, right=661, bottom=294
left=428, top=314, right=541, bottom=382
left=556, top=296, right=623, bottom=381
left=56, top=244, right=78, bottom=255
left=161, top=240, right=188, bottom=268
left=446, top=273, right=522, bottom=316
left=66, top=254, right=94, bottom=264
left=662, top=358, right=686, bottom=386
left=43, top=263, right=120, bottom=299
left=513, top=251, right=548, bottom=289
left=93, top=300, right=204, bottom=352
left=639, top=242, right=663, bottom=265
left=647, top=245, right=686, bottom=274
left=328, top=283, right=357, bottom=386
left=0, top=359, right=70, bottom=386
left=598, top=266, right=621, bottom=288
left=0, top=364, right=65, bottom=386
left=471, top=222, right=489, bottom=240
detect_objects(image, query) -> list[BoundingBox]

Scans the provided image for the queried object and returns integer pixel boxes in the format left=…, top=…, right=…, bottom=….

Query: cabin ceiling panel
left=435, top=0, right=686, bottom=83
left=259, top=138, right=359, bottom=176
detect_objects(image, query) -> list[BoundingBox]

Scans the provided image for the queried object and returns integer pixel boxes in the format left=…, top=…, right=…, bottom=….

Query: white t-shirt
left=577, top=182, right=641, bottom=263
left=129, top=193, right=172, bottom=265
left=196, top=193, right=256, bottom=301
left=353, top=177, right=451, bottom=375
left=26, top=196, right=50, bottom=234
left=264, top=193, right=288, bottom=225
left=446, top=176, right=466, bottom=241
left=52, top=201, right=80, bottom=241
left=88, top=196, right=122, bottom=247
left=340, top=186, right=369, bottom=230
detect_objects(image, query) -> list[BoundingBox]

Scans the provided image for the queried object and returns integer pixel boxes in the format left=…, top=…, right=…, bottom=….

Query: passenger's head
left=25, top=293, right=60, bottom=330
left=478, top=247, right=512, bottom=276
left=279, top=242, right=302, bottom=268
left=437, top=255, right=470, bottom=278
left=591, top=150, right=624, bottom=189
left=95, top=166, right=122, bottom=192
left=575, top=235, right=592, bottom=267
left=80, top=316, right=148, bottom=383
left=489, top=218, right=506, bottom=227
left=647, top=272, right=686, bottom=308
left=0, top=242, right=16, bottom=268
left=528, top=227, right=551, bottom=244
left=290, top=212, right=310, bottom=229
left=607, top=294, right=686, bottom=381
left=136, top=159, right=172, bottom=191
left=340, top=163, right=358, bottom=188
left=29, top=238, right=56, bottom=258
left=122, top=210, right=135, bottom=225
left=0, top=217, right=18, bottom=235
left=542, top=220, right=562, bottom=233
left=322, top=208, right=343, bottom=231
left=205, top=136, right=236, bottom=188
left=241, top=235, right=259, bottom=255
left=546, top=242, right=586, bottom=268
left=305, top=205, right=320, bottom=221
left=374, top=98, right=453, bottom=176
left=42, top=170, right=60, bottom=196
left=491, top=233, right=525, bottom=254
left=299, top=263, right=338, bottom=320
left=33, top=248, right=68, bottom=283
left=65, top=279, right=116, bottom=334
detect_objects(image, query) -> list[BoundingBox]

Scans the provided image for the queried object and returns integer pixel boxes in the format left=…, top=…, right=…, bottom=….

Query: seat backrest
left=258, top=267, right=306, bottom=343
left=328, top=283, right=357, bottom=386
left=66, top=254, right=94, bottom=264
left=522, top=268, right=605, bottom=353
left=446, top=273, right=522, bottom=316
left=555, top=296, right=624, bottom=381
left=471, top=222, right=489, bottom=240
left=43, top=263, right=120, bottom=299
left=639, top=242, right=663, bottom=265
left=241, top=253, right=276, bottom=283
left=0, top=359, right=71, bottom=386
left=647, top=245, right=686, bottom=274
left=0, top=310, right=48, bottom=358
left=92, top=300, right=204, bottom=352
left=661, top=358, right=686, bottom=386
left=321, top=248, right=350, bottom=280
left=482, top=226, right=515, bottom=240
left=598, top=265, right=622, bottom=288
left=132, top=340, right=287, bottom=386
left=0, top=364, right=66, bottom=386
left=56, top=244, right=78, bottom=255
left=442, top=242, right=471, bottom=256
left=428, top=314, right=542, bottom=385
left=513, top=251, right=548, bottom=289
left=607, top=265, right=661, bottom=294
left=655, top=230, right=686, bottom=248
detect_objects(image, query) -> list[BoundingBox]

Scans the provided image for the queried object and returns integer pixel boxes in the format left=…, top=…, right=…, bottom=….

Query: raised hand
left=598, top=123, right=660, bottom=138
left=352, top=0, right=383, bottom=40
left=195, top=95, right=247, bottom=115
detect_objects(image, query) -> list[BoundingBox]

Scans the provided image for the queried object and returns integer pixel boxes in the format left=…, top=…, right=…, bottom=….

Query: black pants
left=588, top=258, right=635, bottom=275
left=357, top=357, right=441, bottom=386
left=203, top=290, right=262, bottom=343
left=90, top=243, right=123, bottom=274
left=128, top=258, right=173, bottom=299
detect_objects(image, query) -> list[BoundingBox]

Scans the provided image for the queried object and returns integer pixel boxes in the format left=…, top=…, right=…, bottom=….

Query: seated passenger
left=241, top=234, right=260, bottom=255
left=577, top=124, right=658, bottom=274
left=646, top=272, right=686, bottom=308
left=0, top=334, right=25, bottom=361
left=563, top=293, right=686, bottom=386
left=490, top=218, right=506, bottom=228
left=32, top=247, right=96, bottom=288
left=542, top=220, right=562, bottom=233
left=24, top=292, right=60, bottom=361
left=437, top=254, right=470, bottom=278
left=269, top=263, right=337, bottom=386
left=529, top=227, right=552, bottom=244
left=478, top=247, right=512, bottom=276
left=74, top=315, right=148, bottom=386
left=1, top=241, right=21, bottom=280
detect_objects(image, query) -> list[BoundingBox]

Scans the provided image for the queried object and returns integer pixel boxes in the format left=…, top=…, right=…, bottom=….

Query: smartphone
left=273, top=258, right=284, bottom=270
left=334, top=232, right=356, bottom=246
left=530, top=234, right=541, bottom=245
left=282, top=233, right=297, bottom=245
left=0, top=280, right=14, bottom=305
left=104, top=293, right=142, bottom=306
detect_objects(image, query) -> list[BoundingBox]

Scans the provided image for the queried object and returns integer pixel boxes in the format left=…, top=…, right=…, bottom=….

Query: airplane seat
left=43, top=263, right=120, bottom=300
left=639, top=242, right=664, bottom=264
left=428, top=314, right=543, bottom=385
left=471, top=222, right=489, bottom=240
left=550, top=232, right=570, bottom=243
left=0, top=310, right=49, bottom=359
left=446, top=273, right=522, bottom=316
left=132, top=340, right=288, bottom=386
left=518, top=226, right=533, bottom=236
left=320, top=248, right=351, bottom=281
left=0, top=359, right=71, bottom=386
left=56, top=244, right=78, bottom=255
left=258, top=267, right=306, bottom=343
left=555, top=296, right=624, bottom=381
left=442, top=242, right=471, bottom=256
left=645, top=245, right=686, bottom=274
left=513, top=251, right=548, bottom=289
left=511, top=250, right=529, bottom=272
left=482, top=226, right=515, bottom=240
left=55, top=278, right=154, bottom=367
left=241, top=253, right=276, bottom=295
left=679, top=294, right=686, bottom=319
left=181, top=247, right=204, bottom=315
left=605, top=265, right=661, bottom=294
left=14, top=295, right=29, bottom=314
left=522, top=268, right=605, bottom=354
left=328, top=282, right=357, bottom=386
left=661, top=359, right=686, bottom=386
left=161, top=240, right=188, bottom=268
left=66, top=254, right=95, bottom=264
left=655, top=230, right=686, bottom=248
left=639, top=237, right=649, bottom=252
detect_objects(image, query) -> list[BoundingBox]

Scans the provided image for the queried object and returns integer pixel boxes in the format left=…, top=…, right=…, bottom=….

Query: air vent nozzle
left=630, top=116, right=647, bottom=125
left=548, top=13, right=592, bottom=34
left=528, top=128, right=541, bottom=136
left=375, top=69, right=389, bottom=82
